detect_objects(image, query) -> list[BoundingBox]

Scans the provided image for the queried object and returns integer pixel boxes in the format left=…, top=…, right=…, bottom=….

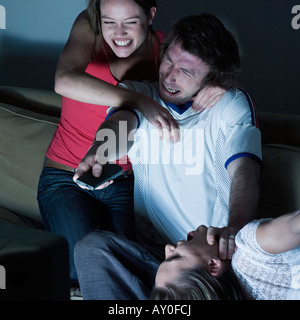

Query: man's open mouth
left=164, top=84, right=180, bottom=94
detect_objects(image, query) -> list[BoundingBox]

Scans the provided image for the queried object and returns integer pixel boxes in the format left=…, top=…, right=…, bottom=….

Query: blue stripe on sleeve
left=240, top=90, right=259, bottom=128
left=225, top=152, right=263, bottom=169
left=105, top=107, right=140, bottom=128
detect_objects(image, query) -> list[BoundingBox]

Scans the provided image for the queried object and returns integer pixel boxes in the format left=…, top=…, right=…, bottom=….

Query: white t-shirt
left=108, top=81, right=262, bottom=247
left=232, top=220, right=300, bottom=300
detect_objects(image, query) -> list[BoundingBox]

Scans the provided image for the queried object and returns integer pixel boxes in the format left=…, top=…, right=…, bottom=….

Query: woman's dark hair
left=161, top=13, right=240, bottom=89
left=150, top=264, right=249, bottom=300
left=87, top=0, right=157, bottom=35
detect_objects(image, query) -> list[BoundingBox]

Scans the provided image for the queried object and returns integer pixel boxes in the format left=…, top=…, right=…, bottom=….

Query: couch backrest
left=0, top=86, right=61, bottom=117
left=257, top=144, right=300, bottom=218
left=259, top=112, right=300, bottom=147
left=0, top=102, right=58, bottom=222
left=257, top=112, right=300, bottom=218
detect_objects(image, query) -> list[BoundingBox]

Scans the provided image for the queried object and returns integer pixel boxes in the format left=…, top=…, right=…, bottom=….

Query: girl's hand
left=136, top=97, right=181, bottom=144
left=192, top=86, right=225, bottom=112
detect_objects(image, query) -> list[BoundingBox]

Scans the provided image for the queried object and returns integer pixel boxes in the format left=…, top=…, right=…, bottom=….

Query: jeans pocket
left=37, top=167, right=75, bottom=196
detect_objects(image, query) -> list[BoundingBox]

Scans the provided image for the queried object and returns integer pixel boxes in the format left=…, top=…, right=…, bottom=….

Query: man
left=74, top=13, right=262, bottom=299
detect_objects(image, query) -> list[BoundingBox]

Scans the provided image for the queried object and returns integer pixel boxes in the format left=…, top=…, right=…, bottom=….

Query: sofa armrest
left=0, top=206, right=44, bottom=229
left=0, top=220, right=69, bottom=299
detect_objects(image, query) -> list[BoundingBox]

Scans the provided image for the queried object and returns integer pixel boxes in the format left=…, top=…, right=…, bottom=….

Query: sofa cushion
left=257, top=144, right=300, bottom=218
left=0, top=102, right=58, bottom=222
left=0, top=206, right=42, bottom=229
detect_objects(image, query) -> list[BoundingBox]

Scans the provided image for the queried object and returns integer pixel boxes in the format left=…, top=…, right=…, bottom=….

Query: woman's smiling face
left=100, top=0, right=156, bottom=58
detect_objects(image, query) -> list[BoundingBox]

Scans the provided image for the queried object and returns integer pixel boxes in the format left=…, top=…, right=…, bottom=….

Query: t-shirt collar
left=165, top=101, right=193, bottom=115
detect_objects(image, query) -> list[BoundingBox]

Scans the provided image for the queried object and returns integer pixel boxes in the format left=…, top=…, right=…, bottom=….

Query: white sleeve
left=105, top=81, right=142, bottom=125
left=222, top=90, right=262, bottom=168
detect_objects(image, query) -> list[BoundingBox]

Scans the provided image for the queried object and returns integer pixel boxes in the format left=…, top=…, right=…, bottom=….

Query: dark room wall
left=0, top=0, right=299, bottom=115
left=0, top=0, right=86, bottom=89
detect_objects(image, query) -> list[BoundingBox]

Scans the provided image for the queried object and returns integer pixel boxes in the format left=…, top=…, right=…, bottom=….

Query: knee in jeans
left=74, top=230, right=117, bottom=272
left=74, top=230, right=113, bottom=253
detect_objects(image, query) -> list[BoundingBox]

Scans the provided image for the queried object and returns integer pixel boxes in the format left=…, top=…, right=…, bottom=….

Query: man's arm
left=74, top=110, right=138, bottom=184
left=227, top=156, right=261, bottom=231
left=207, top=157, right=261, bottom=259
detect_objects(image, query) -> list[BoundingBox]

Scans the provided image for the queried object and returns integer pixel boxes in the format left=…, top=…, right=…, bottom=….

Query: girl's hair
left=150, top=264, right=249, bottom=300
left=87, top=0, right=158, bottom=35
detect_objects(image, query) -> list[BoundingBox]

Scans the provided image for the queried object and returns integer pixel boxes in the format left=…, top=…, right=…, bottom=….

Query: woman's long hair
left=150, top=264, right=249, bottom=300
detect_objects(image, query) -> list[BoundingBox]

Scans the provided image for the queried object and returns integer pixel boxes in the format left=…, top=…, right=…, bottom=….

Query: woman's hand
left=136, top=96, right=181, bottom=144
left=192, top=86, right=225, bottom=112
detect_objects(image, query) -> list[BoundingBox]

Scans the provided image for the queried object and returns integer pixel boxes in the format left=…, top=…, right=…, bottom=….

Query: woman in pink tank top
left=38, top=0, right=169, bottom=290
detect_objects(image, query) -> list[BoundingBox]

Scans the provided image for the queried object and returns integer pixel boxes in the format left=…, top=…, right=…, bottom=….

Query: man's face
left=158, top=42, right=210, bottom=105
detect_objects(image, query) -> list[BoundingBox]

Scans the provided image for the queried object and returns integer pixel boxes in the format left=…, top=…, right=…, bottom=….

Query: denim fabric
left=37, top=167, right=134, bottom=285
left=74, top=230, right=162, bottom=300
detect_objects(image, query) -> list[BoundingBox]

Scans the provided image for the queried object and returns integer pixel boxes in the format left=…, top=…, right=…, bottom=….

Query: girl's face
left=100, top=0, right=156, bottom=58
left=155, top=225, right=224, bottom=287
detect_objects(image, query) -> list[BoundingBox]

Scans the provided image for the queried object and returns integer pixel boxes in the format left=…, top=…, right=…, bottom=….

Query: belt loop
left=123, top=170, right=129, bottom=178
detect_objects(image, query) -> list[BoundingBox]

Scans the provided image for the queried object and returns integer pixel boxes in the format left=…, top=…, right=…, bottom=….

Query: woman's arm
left=54, top=10, right=120, bottom=105
left=54, top=11, right=179, bottom=142
left=256, top=210, right=300, bottom=254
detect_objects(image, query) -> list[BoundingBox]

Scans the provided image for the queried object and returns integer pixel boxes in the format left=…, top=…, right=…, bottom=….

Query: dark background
left=0, top=0, right=299, bottom=115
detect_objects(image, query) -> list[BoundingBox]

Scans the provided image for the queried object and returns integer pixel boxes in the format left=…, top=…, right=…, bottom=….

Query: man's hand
left=73, top=153, right=113, bottom=190
left=206, top=226, right=238, bottom=260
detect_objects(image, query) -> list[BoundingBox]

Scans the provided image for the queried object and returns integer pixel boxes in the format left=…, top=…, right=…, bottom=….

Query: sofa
left=0, top=86, right=300, bottom=298
left=0, top=86, right=68, bottom=299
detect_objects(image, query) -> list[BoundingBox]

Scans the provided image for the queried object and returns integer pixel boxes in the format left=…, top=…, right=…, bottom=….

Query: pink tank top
left=46, top=31, right=164, bottom=171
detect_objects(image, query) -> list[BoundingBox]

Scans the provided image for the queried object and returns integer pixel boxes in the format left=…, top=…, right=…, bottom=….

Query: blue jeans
left=37, top=167, right=134, bottom=286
